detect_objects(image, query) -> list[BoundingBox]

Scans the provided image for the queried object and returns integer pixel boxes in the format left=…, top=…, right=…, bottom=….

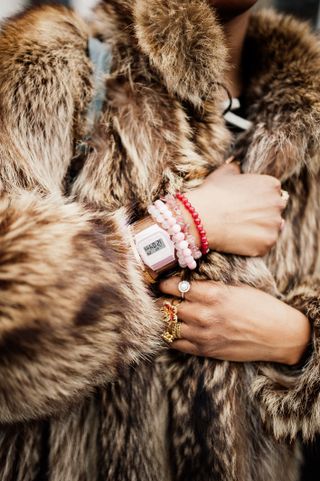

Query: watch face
left=143, top=238, right=166, bottom=257
left=135, top=225, right=175, bottom=271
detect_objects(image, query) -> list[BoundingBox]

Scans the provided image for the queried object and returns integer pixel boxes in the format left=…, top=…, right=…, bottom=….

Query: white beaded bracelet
left=147, top=200, right=197, bottom=270
left=163, top=194, right=202, bottom=261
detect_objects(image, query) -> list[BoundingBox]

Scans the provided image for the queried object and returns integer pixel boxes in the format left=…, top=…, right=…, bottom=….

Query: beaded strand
left=163, top=194, right=202, bottom=261
left=147, top=200, right=197, bottom=270
left=176, top=193, right=210, bottom=255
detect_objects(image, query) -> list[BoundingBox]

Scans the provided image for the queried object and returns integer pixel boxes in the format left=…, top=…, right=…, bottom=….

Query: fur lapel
left=93, top=0, right=228, bottom=108
left=133, top=0, right=228, bottom=108
left=133, top=2, right=320, bottom=181
left=93, top=2, right=320, bottom=182
left=239, top=9, right=320, bottom=180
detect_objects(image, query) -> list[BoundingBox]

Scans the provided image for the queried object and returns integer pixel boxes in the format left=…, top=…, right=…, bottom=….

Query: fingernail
left=280, top=218, right=285, bottom=231
left=281, top=190, right=290, bottom=203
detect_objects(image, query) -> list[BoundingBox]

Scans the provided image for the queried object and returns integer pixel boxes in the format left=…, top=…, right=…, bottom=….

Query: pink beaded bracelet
left=147, top=200, right=198, bottom=270
left=176, top=193, right=210, bottom=255
left=163, top=194, right=202, bottom=261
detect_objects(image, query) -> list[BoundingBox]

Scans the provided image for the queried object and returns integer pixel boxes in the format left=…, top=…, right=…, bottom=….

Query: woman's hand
left=184, top=162, right=288, bottom=257
left=160, top=278, right=311, bottom=366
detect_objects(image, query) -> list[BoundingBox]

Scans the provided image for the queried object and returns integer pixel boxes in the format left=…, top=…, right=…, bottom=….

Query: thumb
left=216, top=160, right=241, bottom=177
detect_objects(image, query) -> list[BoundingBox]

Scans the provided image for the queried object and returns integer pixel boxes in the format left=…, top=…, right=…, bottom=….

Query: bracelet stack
left=148, top=200, right=197, bottom=269
left=164, top=194, right=202, bottom=261
left=147, top=192, right=209, bottom=271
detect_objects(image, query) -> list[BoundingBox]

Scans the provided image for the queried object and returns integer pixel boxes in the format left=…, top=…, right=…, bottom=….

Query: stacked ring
left=161, top=300, right=182, bottom=344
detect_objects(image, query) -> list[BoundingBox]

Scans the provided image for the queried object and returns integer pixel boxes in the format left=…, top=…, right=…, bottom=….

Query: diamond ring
left=178, top=280, right=191, bottom=299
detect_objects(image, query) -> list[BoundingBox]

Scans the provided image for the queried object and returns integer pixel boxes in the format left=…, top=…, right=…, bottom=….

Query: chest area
left=80, top=75, right=230, bottom=214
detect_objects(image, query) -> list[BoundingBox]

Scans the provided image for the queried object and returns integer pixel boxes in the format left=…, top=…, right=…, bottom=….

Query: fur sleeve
left=251, top=278, right=320, bottom=441
left=0, top=190, right=161, bottom=423
left=0, top=5, right=162, bottom=424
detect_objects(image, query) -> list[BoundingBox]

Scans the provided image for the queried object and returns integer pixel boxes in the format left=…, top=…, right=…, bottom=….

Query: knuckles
left=273, top=178, right=282, bottom=192
left=254, top=221, right=282, bottom=257
left=197, top=333, right=229, bottom=356
left=196, top=306, right=214, bottom=329
left=255, top=239, right=276, bottom=257
left=269, top=176, right=281, bottom=192
left=202, top=283, right=225, bottom=306
left=260, top=175, right=281, bottom=192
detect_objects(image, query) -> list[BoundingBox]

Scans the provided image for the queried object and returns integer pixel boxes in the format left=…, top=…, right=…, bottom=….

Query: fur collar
left=240, top=10, right=320, bottom=180
left=93, top=1, right=320, bottom=180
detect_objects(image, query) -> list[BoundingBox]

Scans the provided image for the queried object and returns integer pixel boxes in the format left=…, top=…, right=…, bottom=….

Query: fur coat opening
left=0, top=1, right=319, bottom=480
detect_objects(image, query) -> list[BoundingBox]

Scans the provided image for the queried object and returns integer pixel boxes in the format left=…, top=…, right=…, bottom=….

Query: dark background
left=274, top=0, right=320, bottom=25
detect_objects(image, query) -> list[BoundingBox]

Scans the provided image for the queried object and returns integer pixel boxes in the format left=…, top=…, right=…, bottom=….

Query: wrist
left=271, top=305, right=312, bottom=366
left=175, top=196, right=201, bottom=249
left=131, top=193, right=209, bottom=280
left=185, top=189, right=223, bottom=251
left=130, top=215, right=178, bottom=282
left=281, top=311, right=311, bottom=366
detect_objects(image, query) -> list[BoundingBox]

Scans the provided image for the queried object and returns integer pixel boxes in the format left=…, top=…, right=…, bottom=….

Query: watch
left=132, top=217, right=176, bottom=276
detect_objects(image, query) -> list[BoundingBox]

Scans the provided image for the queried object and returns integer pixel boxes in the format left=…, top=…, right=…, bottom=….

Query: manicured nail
left=281, top=190, right=290, bottom=203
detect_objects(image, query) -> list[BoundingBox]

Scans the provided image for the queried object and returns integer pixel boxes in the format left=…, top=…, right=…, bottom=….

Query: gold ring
left=172, top=298, right=183, bottom=307
left=161, top=300, right=181, bottom=344
left=174, top=322, right=182, bottom=339
left=178, top=280, right=191, bottom=300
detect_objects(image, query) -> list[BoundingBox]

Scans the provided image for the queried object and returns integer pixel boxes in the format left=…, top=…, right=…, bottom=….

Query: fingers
left=176, top=321, right=199, bottom=340
left=280, top=190, right=290, bottom=209
left=224, top=162, right=241, bottom=175
left=158, top=295, right=215, bottom=354
left=225, top=156, right=235, bottom=165
left=161, top=312, right=206, bottom=349
left=159, top=277, right=221, bottom=303
left=159, top=277, right=186, bottom=298
left=281, top=190, right=289, bottom=202
left=277, top=189, right=289, bottom=231
left=158, top=295, right=210, bottom=337
left=170, top=339, right=199, bottom=356
left=278, top=190, right=289, bottom=230
left=158, top=297, right=209, bottom=329
left=176, top=301, right=207, bottom=326
left=206, top=158, right=240, bottom=183
left=216, top=160, right=241, bottom=176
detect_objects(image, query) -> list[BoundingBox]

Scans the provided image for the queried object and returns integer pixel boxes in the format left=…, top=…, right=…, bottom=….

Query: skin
left=211, top=0, right=258, bottom=97
left=186, top=162, right=287, bottom=257
left=159, top=278, right=310, bottom=366
left=209, top=0, right=258, bottom=17
left=158, top=0, right=311, bottom=365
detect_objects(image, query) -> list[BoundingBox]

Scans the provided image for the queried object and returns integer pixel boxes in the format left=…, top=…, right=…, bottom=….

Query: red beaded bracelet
left=176, top=193, right=210, bottom=255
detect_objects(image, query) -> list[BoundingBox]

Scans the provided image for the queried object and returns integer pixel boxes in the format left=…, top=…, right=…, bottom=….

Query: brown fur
left=0, top=2, right=319, bottom=480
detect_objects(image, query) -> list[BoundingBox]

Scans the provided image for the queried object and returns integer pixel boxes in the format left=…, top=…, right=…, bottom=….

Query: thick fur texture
left=0, top=2, right=319, bottom=480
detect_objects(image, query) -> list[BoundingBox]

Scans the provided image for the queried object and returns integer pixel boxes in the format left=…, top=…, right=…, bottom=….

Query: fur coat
left=0, top=1, right=319, bottom=480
